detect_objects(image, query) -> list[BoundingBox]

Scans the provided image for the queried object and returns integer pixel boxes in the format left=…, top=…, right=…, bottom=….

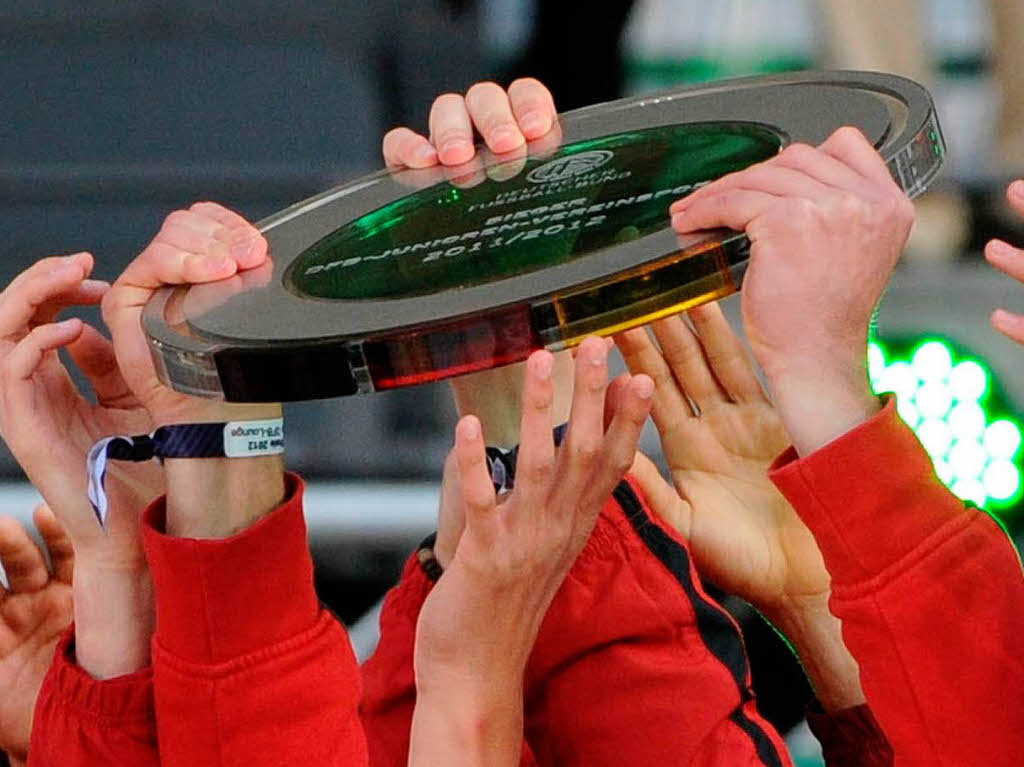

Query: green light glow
left=948, top=439, right=987, bottom=480
left=871, top=337, right=1024, bottom=514
left=868, top=342, right=886, bottom=385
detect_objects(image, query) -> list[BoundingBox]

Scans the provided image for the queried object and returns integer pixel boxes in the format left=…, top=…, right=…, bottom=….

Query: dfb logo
left=526, top=150, right=614, bottom=184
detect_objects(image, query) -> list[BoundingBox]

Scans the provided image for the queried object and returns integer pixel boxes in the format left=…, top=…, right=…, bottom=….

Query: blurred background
left=2, top=1, right=1024, bottom=761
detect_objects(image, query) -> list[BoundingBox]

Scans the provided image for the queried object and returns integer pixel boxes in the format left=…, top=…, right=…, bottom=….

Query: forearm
left=72, top=563, right=154, bottom=679
left=449, top=351, right=573, bottom=446
left=410, top=683, right=524, bottom=767
left=164, top=454, right=284, bottom=537
left=764, top=598, right=865, bottom=713
left=158, top=404, right=284, bottom=539
left=28, top=628, right=158, bottom=767
left=765, top=359, right=881, bottom=459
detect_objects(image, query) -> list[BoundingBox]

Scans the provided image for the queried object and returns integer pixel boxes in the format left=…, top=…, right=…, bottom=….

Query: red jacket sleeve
left=807, top=703, right=893, bottom=766
left=27, top=629, right=157, bottom=766
left=141, top=473, right=368, bottom=767
left=771, top=398, right=1024, bottom=767
left=359, top=551, right=430, bottom=767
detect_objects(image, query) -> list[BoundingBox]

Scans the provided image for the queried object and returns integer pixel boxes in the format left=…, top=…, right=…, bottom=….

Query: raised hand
left=382, top=78, right=557, bottom=170
left=382, top=78, right=570, bottom=448
left=670, top=128, right=914, bottom=456
left=985, top=179, right=1024, bottom=342
left=616, top=304, right=828, bottom=614
left=411, top=338, right=653, bottom=766
left=101, top=203, right=270, bottom=428
left=0, top=508, right=73, bottom=763
left=616, top=304, right=864, bottom=710
left=0, top=252, right=161, bottom=566
left=102, top=203, right=283, bottom=540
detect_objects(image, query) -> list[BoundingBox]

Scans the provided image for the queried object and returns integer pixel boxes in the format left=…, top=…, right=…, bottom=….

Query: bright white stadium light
left=948, top=360, right=988, bottom=402
left=952, top=478, right=988, bottom=507
left=872, top=337, right=1023, bottom=510
left=934, top=460, right=954, bottom=486
left=947, top=401, right=986, bottom=441
left=984, top=420, right=1022, bottom=461
left=912, top=341, right=953, bottom=382
left=984, top=460, right=1021, bottom=501
left=916, top=418, right=953, bottom=460
left=878, top=362, right=919, bottom=401
left=915, top=381, right=953, bottom=420
left=896, top=397, right=921, bottom=429
left=948, top=439, right=988, bottom=481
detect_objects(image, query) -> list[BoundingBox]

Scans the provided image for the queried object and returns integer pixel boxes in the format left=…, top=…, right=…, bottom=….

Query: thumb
left=629, top=452, right=693, bottom=537
left=100, top=204, right=260, bottom=405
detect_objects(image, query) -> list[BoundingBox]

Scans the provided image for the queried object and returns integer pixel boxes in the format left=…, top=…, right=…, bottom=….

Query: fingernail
left=415, top=144, right=438, bottom=163
left=231, top=234, right=258, bottom=264
left=188, top=253, right=231, bottom=273
left=520, top=112, right=547, bottom=136
left=992, top=308, right=1018, bottom=329
left=534, top=351, right=554, bottom=379
left=441, top=139, right=470, bottom=159
left=58, top=318, right=79, bottom=331
left=490, top=126, right=521, bottom=149
left=1011, top=180, right=1024, bottom=200
left=462, top=418, right=480, bottom=440
left=635, top=376, right=655, bottom=399
left=211, top=254, right=233, bottom=271
left=671, top=212, right=687, bottom=229
left=989, top=239, right=1017, bottom=259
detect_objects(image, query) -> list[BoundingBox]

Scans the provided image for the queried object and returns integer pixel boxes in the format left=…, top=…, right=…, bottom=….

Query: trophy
left=144, top=70, right=945, bottom=402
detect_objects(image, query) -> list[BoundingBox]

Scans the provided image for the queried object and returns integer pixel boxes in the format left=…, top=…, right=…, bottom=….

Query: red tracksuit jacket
left=770, top=398, right=1024, bottom=767
left=28, top=397, right=1013, bottom=765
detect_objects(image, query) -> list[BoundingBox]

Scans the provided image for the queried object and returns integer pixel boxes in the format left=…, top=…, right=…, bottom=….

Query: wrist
left=148, top=398, right=278, bottom=430
left=162, top=405, right=285, bottom=538
left=763, top=597, right=865, bottom=712
left=412, top=682, right=524, bottom=766
left=765, top=358, right=881, bottom=457
left=165, top=455, right=285, bottom=538
left=450, top=351, right=573, bottom=447
left=450, top=365, right=527, bottom=448
left=415, top=641, right=528, bottom=698
left=72, top=561, right=154, bottom=679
